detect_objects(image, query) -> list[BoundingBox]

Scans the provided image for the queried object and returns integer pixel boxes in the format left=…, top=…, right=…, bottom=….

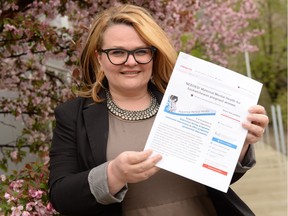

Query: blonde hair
left=78, top=4, right=177, bottom=102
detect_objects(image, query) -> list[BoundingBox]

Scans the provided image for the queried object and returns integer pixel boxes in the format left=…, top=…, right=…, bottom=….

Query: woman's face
left=97, top=24, right=153, bottom=95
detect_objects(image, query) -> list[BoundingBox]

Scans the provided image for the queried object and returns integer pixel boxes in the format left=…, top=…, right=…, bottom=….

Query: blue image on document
left=164, top=94, right=216, bottom=117
left=165, top=95, right=179, bottom=112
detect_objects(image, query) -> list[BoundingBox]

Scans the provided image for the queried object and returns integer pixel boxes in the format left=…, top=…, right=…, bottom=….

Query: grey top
left=88, top=113, right=255, bottom=215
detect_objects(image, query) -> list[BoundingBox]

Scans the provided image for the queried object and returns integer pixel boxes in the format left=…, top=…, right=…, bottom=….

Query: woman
left=49, top=4, right=269, bottom=216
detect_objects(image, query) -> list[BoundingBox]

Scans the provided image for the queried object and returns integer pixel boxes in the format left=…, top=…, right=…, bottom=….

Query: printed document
left=145, top=52, right=262, bottom=192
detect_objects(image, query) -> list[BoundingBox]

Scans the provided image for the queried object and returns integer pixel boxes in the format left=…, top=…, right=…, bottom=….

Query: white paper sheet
left=145, top=52, right=263, bottom=192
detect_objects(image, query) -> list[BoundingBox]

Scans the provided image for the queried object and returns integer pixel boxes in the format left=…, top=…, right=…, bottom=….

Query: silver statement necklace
left=106, top=90, right=159, bottom=121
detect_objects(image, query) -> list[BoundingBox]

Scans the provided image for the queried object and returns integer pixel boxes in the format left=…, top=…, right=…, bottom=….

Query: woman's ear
left=95, top=50, right=102, bottom=66
left=95, top=50, right=99, bottom=58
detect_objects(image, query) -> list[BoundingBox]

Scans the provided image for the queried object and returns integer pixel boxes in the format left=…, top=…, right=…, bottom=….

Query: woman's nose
left=124, top=53, right=137, bottom=65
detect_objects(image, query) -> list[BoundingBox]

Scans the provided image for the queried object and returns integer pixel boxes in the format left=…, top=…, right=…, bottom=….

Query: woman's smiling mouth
left=120, top=71, right=140, bottom=75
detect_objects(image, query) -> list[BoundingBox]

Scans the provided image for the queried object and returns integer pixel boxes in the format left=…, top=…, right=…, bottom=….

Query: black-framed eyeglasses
left=99, top=46, right=157, bottom=65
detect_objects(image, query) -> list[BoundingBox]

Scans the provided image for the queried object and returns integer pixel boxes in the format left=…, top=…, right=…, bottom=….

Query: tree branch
left=0, top=111, right=37, bottom=115
left=0, top=142, right=30, bottom=148
left=0, top=120, right=16, bottom=128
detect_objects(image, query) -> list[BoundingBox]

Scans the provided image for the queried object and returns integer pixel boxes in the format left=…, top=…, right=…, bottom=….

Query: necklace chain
left=106, top=90, right=159, bottom=121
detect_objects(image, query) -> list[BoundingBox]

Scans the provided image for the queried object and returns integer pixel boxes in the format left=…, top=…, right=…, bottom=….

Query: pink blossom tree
left=0, top=0, right=261, bottom=215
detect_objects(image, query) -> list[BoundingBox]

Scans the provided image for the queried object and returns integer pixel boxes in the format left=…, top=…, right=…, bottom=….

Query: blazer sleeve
left=48, top=100, right=121, bottom=216
left=230, top=144, right=256, bottom=184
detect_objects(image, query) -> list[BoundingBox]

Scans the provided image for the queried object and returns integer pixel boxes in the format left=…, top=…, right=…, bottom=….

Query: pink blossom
left=11, top=3, right=19, bottom=11
left=4, top=192, right=11, bottom=200
left=11, top=205, right=23, bottom=216
left=10, top=180, right=24, bottom=192
left=34, top=202, right=47, bottom=216
left=29, top=189, right=44, bottom=199
left=4, top=24, right=17, bottom=31
left=32, top=97, right=41, bottom=105
left=10, top=150, right=18, bottom=161
left=46, top=202, right=54, bottom=212
left=4, top=192, right=16, bottom=204
left=3, top=24, right=23, bottom=37
left=26, top=202, right=35, bottom=211
left=22, top=211, right=31, bottom=216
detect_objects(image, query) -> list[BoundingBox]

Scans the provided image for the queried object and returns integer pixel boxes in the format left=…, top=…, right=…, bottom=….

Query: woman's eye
left=135, top=49, right=149, bottom=55
left=110, top=50, right=126, bottom=56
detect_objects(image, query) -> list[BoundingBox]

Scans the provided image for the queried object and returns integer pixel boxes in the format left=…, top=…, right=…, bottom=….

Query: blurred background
left=0, top=0, right=287, bottom=215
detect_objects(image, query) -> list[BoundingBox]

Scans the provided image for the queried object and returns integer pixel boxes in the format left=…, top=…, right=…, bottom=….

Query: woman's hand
left=107, top=149, right=162, bottom=195
left=243, top=105, right=269, bottom=145
left=239, top=105, right=269, bottom=162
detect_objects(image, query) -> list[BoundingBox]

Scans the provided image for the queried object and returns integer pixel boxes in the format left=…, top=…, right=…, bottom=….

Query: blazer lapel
left=83, top=97, right=109, bottom=166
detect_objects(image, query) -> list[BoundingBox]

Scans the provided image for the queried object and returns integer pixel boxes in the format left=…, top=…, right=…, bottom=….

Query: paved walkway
left=232, top=143, right=287, bottom=216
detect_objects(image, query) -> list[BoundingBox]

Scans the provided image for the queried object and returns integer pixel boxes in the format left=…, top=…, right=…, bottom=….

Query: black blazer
left=49, top=86, right=254, bottom=216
